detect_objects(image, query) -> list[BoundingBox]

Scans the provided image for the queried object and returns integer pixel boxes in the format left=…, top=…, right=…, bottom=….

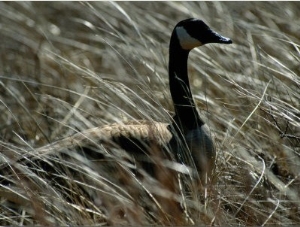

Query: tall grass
left=0, top=2, right=299, bottom=225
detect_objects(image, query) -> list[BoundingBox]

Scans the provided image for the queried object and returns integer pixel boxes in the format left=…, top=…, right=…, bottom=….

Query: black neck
left=169, top=33, right=204, bottom=131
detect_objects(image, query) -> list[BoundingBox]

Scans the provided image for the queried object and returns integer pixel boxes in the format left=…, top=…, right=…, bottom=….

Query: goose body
left=34, top=18, right=232, bottom=185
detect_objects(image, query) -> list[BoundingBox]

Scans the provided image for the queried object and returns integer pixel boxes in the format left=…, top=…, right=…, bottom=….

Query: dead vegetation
left=0, top=2, right=299, bottom=225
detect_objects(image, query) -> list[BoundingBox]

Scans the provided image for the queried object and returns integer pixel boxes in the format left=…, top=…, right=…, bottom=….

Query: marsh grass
left=0, top=2, right=299, bottom=225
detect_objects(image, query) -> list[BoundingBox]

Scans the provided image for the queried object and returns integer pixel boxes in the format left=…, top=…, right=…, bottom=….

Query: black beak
left=204, top=29, right=232, bottom=44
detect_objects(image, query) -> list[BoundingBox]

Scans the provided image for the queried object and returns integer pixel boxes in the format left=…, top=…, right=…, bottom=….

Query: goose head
left=173, top=18, right=232, bottom=50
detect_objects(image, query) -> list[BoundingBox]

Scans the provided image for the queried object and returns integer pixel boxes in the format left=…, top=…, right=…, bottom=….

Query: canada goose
left=31, top=18, right=232, bottom=186
left=167, top=18, right=232, bottom=184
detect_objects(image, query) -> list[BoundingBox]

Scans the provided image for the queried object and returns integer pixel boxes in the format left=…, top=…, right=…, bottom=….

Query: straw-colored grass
left=0, top=2, right=299, bottom=225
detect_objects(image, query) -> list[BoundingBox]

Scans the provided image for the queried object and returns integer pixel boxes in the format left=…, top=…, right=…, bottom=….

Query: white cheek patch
left=176, top=26, right=202, bottom=50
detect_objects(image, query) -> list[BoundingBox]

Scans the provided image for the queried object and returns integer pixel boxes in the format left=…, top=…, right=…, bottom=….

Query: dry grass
left=0, top=2, right=299, bottom=225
